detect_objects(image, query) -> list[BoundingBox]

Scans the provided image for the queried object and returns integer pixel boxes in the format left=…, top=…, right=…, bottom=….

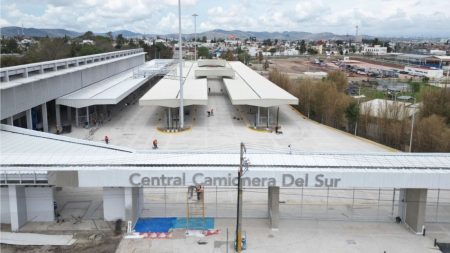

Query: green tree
left=263, top=59, right=269, bottom=70
left=82, top=31, right=95, bottom=40
left=258, top=51, right=263, bottom=63
left=299, top=40, right=306, bottom=54
left=115, top=34, right=126, bottom=49
left=345, top=101, right=360, bottom=132
left=307, top=48, right=318, bottom=55
left=326, top=71, right=348, bottom=92
left=197, top=46, right=209, bottom=59
left=238, top=52, right=251, bottom=65
left=1, top=38, right=20, bottom=54
left=222, top=50, right=235, bottom=61
left=269, top=48, right=277, bottom=56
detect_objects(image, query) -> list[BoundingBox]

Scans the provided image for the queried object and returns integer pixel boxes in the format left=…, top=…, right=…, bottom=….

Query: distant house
left=82, top=40, right=95, bottom=45
left=360, top=99, right=417, bottom=120
left=404, top=66, right=444, bottom=79
left=363, top=45, right=387, bottom=55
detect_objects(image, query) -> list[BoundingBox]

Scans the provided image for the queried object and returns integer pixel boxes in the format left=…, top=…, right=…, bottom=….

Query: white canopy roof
left=139, top=62, right=208, bottom=108
left=224, top=61, right=299, bottom=107
left=55, top=60, right=170, bottom=108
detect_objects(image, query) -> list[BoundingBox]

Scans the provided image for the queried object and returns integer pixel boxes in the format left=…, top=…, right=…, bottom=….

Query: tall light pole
left=192, top=13, right=198, bottom=62
left=399, top=95, right=416, bottom=152
left=236, top=142, right=249, bottom=252
left=178, top=0, right=184, bottom=129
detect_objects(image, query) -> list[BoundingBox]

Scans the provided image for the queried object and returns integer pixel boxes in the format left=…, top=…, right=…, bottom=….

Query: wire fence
left=140, top=187, right=450, bottom=223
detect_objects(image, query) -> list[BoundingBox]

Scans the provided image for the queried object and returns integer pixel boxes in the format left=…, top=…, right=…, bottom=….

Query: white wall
left=207, top=78, right=225, bottom=94
left=1, top=187, right=10, bottom=223
left=25, top=187, right=54, bottom=222
left=103, top=187, right=125, bottom=221
left=9, top=185, right=27, bottom=231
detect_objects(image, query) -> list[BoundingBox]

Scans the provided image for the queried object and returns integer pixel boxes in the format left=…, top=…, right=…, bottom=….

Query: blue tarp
left=134, top=217, right=214, bottom=233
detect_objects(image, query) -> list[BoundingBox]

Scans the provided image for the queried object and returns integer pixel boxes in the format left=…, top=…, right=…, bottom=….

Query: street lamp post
left=399, top=95, right=416, bottom=152
left=178, top=0, right=184, bottom=129
left=192, top=13, right=198, bottom=62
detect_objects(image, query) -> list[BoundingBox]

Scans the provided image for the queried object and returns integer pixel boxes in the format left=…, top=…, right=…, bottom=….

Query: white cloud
left=0, top=0, right=449, bottom=36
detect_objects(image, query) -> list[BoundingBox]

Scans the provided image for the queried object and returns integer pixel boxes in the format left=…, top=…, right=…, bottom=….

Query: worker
left=188, top=185, right=195, bottom=199
left=196, top=185, right=204, bottom=201
left=104, top=135, right=109, bottom=144
left=153, top=139, right=158, bottom=149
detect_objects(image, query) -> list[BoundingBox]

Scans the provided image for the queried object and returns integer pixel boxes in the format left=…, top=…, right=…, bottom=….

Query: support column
left=26, top=109, right=33, bottom=130
left=86, top=106, right=90, bottom=126
left=267, top=107, right=270, bottom=128
left=168, top=108, right=172, bottom=129
left=9, top=185, right=27, bottom=231
left=103, top=187, right=141, bottom=224
left=6, top=116, right=13, bottom=126
left=256, top=107, right=260, bottom=127
left=404, top=188, right=428, bottom=233
left=75, top=108, right=79, bottom=127
left=103, top=187, right=126, bottom=221
left=55, top=104, right=61, bottom=131
left=67, top=106, right=72, bottom=123
left=268, top=186, right=280, bottom=230
left=398, top=189, right=406, bottom=222
left=41, top=103, right=49, bottom=132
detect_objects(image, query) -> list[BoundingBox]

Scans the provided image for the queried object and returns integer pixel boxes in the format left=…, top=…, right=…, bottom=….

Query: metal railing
left=0, top=48, right=144, bottom=82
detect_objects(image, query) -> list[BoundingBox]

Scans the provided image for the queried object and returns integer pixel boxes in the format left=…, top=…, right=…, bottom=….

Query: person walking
left=152, top=139, right=158, bottom=149
left=104, top=136, right=109, bottom=144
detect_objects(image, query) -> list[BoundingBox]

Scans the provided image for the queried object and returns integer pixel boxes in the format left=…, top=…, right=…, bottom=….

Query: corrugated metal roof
left=224, top=61, right=299, bottom=107
left=1, top=124, right=449, bottom=171
left=55, top=60, right=171, bottom=108
left=139, top=61, right=208, bottom=108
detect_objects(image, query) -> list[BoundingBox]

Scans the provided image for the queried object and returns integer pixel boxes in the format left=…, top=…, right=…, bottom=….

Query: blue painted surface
left=134, top=217, right=214, bottom=232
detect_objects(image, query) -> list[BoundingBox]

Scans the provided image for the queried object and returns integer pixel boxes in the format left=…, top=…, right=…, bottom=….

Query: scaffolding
left=186, top=186, right=206, bottom=230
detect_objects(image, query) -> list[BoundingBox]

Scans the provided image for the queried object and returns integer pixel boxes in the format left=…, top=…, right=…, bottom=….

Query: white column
left=26, top=109, right=33, bottom=130
left=67, top=106, right=72, bottom=123
left=41, top=103, right=49, bottom=132
left=75, top=108, right=79, bottom=127
left=55, top=104, right=62, bottom=131
left=103, top=187, right=141, bottom=223
left=23, top=68, right=29, bottom=78
left=398, top=189, right=406, bottom=222
left=5, top=70, right=10, bottom=82
left=404, top=189, right=428, bottom=233
left=86, top=106, right=90, bottom=126
left=6, top=116, right=13, bottom=126
left=103, top=187, right=126, bottom=221
left=257, top=107, right=260, bottom=127
left=9, top=185, right=27, bottom=231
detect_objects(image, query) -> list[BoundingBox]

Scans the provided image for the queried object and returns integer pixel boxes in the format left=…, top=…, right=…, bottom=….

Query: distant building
left=404, top=66, right=444, bottom=79
left=429, top=49, right=446, bottom=56
left=363, top=45, right=387, bottom=55
left=81, top=40, right=94, bottom=45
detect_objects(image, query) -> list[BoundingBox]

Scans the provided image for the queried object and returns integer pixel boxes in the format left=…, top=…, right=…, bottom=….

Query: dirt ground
left=0, top=232, right=121, bottom=253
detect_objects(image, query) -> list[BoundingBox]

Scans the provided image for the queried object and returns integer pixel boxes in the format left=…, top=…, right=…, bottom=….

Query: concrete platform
left=63, top=94, right=394, bottom=152
left=115, top=218, right=444, bottom=253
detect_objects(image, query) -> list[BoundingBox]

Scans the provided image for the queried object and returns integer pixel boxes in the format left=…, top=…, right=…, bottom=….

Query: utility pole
left=236, top=142, right=246, bottom=252
left=178, top=0, right=184, bottom=129
left=193, top=13, right=198, bottom=62
left=409, top=97, right=416, bottom=153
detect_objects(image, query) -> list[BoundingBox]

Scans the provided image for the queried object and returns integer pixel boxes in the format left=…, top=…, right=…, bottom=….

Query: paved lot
left=64, top=93, right=393, bottom=153
left=116, top=218, right=446, bottom=253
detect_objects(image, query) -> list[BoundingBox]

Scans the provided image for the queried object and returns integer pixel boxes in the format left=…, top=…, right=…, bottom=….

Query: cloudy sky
left=1, top=0, right=449, bottom=37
